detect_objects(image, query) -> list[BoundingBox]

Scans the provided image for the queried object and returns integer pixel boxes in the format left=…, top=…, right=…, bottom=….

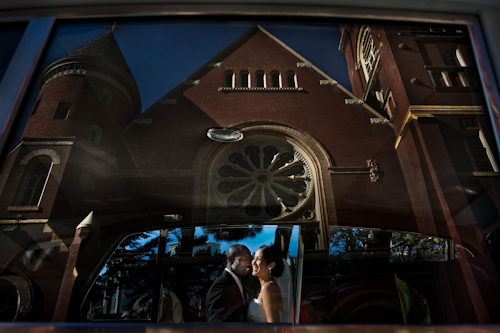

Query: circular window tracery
left=210, top=136, right=314, bottom=220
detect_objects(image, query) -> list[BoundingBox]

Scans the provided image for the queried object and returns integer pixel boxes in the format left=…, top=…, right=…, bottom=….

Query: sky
left=192, top=225, right=300, bottom=257
left=20, top=20, right=351, bottom=118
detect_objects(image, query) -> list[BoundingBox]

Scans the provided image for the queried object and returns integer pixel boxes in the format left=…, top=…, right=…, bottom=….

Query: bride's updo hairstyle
left=260, top=245, right=284, bottom=278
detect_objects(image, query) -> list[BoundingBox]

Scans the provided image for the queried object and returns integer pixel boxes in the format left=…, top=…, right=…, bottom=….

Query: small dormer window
left=256, top=70, right=265, bottom=87
left=271, top=71, right=281, bottom=88
left=240, top=70, right=250, bottom=87
left=218, top=70, right=301, bottom=92
left=286, top=71, right=296, bottom=88
left=224, top=70, right=234, bottom=88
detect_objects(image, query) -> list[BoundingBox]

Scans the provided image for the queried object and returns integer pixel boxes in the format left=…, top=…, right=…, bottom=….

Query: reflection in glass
left=83, top=231, right=161, bottom=320
left=162, top=225, right=299, bottom=323
left=316, top=227, right=462, bottom=324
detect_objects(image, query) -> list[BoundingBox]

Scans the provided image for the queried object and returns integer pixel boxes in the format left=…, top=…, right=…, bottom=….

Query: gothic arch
left=20, top=149, right=61, bottom=165
left=193, top=121, right=336, bottom=249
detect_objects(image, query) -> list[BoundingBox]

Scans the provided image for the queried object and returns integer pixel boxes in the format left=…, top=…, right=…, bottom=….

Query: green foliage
left=84, top=231, right=163, bottom=320
left=390, top=233, right=447, bottom=262
left=329, top=227, right=372, bottom=259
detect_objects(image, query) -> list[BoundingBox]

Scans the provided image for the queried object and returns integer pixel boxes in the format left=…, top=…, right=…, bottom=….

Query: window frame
left=12, top=155, right=53, bottom=207
left=224, top=70, right=235, bottom=88
left=1, top=7, right=498, bottom=326
left=240, top=70, right=250, bottom=87
left=255, top=70, right=266, bottom=88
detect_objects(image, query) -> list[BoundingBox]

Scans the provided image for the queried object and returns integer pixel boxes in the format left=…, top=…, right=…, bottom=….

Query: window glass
left=271, top=71, right=280, bottom=87
left=224, top=70, right=234, bottom=88
left=83, top=225, right=300, bottom=323
left=0, top=18, right=499, bottom=326
left=13, top=155, right=52, bottom=206
left=83, top=231, right=161, bottom=320
left=255, top=70, right=265, bottom=87
left=53, top=102, right=71, bottom=119
left=286, top=71, right=296, bottom=88
left=240, top=70, right=249, bottom=87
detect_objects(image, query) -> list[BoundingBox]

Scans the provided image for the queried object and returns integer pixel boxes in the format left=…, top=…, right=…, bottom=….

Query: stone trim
left=472, top=172, right=500, bottom=177
left=7, top=206, right=42, bottom=212
left=0, top=219, right=48, bottom=224
left=20, top=149, right=61, bottom=165
left=395, top=105, right=485, bottom=149
left=44, top=69, right=133, bottom=106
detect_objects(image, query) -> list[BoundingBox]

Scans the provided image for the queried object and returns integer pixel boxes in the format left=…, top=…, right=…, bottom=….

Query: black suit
left=206, top=270, right=247, bottom=322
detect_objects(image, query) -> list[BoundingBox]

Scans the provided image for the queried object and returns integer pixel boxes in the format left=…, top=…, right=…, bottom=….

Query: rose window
left=211, top=137, right=313, bottom=220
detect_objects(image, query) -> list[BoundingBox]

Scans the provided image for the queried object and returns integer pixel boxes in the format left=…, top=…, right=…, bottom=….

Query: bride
left=248, top=245, right=284, bottom=323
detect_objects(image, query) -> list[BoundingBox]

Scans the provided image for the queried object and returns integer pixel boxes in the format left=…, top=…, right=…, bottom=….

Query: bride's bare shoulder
left=261, top=281, right=281, bottom=295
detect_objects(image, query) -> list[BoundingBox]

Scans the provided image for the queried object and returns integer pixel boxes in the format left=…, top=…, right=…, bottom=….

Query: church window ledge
left=7, top=206, right=42, bottom=213
left=218, top=87, right=303, bottom=92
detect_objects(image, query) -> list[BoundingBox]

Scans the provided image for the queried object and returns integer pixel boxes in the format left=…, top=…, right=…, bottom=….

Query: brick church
left=0, top=24, right=499, bottom=323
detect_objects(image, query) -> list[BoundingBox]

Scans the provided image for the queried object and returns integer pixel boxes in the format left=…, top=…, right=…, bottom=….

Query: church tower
left=0, top=30, right=141, bottom=222
left=340, top=24, right=500, bottom=323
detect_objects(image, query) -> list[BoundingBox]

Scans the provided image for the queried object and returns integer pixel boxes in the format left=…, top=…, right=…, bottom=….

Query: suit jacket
left=206, top=270, right=247, bottom=322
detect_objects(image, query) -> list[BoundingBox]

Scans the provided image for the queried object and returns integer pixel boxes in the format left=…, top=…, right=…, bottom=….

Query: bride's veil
left=275, top=257, right=294, bottom=323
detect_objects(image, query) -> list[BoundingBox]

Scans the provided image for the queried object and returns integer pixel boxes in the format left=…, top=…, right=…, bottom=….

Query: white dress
left=247, top=298, right=267, bottom=323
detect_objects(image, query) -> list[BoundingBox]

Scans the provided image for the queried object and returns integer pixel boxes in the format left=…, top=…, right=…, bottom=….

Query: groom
left=206, top=244, right=252, bottom=322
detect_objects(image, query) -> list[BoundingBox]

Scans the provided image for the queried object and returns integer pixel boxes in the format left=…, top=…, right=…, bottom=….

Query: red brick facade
left=0, top=24, right=499, bottom=323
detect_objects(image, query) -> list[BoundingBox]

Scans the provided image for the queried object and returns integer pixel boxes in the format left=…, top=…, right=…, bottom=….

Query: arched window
left=271, top=70, right=281, bottom=88
left=208, top=135, right=315, bottom=221
left=14, top=155, right=53, bottom=206
left=223, top=70, right=234, bottom=88
left=359, top=26, right=376, bottom=82
left=240, top=70, right=250, bottom=87
left=286, top=71, right=296, bottom=88
left=256, top=70, right=265, bottom=88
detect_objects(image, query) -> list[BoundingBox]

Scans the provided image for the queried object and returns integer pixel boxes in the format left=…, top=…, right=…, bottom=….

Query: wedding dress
left=247, top=298, right=267, bottom=322
left=247, top=258, right=294, bottom=323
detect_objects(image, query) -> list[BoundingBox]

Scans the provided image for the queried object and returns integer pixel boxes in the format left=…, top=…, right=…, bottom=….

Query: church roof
left=59, top=31, right=134, bottom=79
left=129, top=25, right=390, bottom=128
left=42, top=30, right=142, bottom=115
